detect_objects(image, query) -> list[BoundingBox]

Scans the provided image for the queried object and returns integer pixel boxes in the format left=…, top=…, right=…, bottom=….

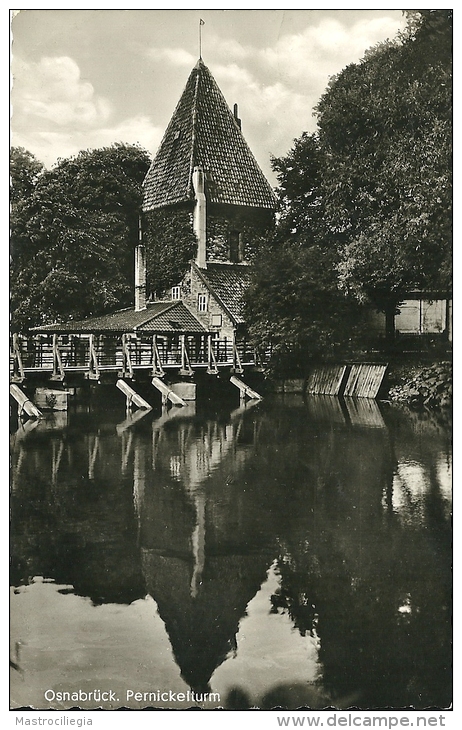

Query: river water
left=10, top=390, right=452, bottom=710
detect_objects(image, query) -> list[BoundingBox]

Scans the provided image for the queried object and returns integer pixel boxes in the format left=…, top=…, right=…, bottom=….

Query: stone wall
left=206, top=204, right=274, bottom=264
left=181, top=268, right=236, bottom=340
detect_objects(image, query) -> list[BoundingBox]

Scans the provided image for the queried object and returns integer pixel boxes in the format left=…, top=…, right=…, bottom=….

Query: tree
left=10, top=147, right=44, bottom=205
left=246, top=238, right=365, bottom=375
left=10, top=143, right=151, bottom=331
left=143, top=208, right=197, bottom=297
left=270, top=132, right=334, bottom=248
left=247, top=129, right=365, bottom=374
left=247, top=10, right=451, bottom=366
left=315, top=10, right=452, bottom=340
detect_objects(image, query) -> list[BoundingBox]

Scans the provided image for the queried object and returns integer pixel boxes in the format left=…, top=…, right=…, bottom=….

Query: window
left=211, top=314, right=222, bottom=327
left=171, top=286, right=181, bottom=300
left=198, top=293, right=208, bottom=313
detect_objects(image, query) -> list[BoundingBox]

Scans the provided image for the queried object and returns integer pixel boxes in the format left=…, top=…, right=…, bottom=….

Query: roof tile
left=31, top=302, right=208, bottom=334
left=195, top=262, right=251, bottom=324
left=143, top=59, right=276, bottom=212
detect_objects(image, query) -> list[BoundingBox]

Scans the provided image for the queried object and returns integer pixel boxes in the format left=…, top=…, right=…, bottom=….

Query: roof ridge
left=143, top=60, right=276, bottom=212
left=196, top=62, right=276, bottom=203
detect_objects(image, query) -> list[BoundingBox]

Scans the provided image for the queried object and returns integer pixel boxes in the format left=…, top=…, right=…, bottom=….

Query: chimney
left=233, top=103, right=241, bottom=130
left=192, top=166, right=207, bottom=269
left=134, top=217, right=147, bottom=311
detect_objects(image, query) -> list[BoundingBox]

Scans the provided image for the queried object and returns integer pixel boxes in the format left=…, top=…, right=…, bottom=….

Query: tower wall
left=143, top=205, right=196, bottom=298
left=206, top=204, right=275, bottom=264
left=144, top=202, right=275, bottom=298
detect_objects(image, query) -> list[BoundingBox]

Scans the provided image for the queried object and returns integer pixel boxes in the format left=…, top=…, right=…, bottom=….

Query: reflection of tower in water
left=130, top=403, right=274, bottom=693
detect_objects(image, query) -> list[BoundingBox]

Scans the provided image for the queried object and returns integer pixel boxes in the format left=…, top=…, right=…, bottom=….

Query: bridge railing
left=11, top=333, right=262, bottom=375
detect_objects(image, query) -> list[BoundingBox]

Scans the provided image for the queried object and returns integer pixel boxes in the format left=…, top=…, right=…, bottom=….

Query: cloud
left=11, top=13, right=407, bottom=175
left=214, top=62, right=312, bottom=141
left=143, top=12, right=406, bottom=182
left=222, top=14, right=406, bottom=178
left=257, top=16, right=405, bottom=91
left=12, top=55, right=112, bottom=128
left=12, top=115, right=161, bottom=169
left=11, top=55, right=160, bottom=166
left=147, top=47, right=195, bottom=67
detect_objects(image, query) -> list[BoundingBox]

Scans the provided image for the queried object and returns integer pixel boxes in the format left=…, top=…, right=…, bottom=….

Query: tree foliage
left=247, top=130, right=362, bottom=371
left=246, top=238, right=365, bottom=375
left=246, top=131, right=365, bottom=373
left=10, top=143, right=151, bottom=331
left=248, top=10, right=452, bottom=365
left=10, top=147, right=44, bottom=204
left=143, top=207, right=197, bottom=297
left=316, top=9, right=452, bottom=333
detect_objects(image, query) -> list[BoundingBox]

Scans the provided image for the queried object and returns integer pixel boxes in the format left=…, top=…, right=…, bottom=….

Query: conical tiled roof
left=143, top=59, right=276, bottom=212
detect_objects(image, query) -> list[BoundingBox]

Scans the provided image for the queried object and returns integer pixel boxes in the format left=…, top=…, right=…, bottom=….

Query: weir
left=306, top=363, right=387, bottom=399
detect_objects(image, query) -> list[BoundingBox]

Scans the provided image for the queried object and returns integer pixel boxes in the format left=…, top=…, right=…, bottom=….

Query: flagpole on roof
left=199, top=18, right=205, bottom=59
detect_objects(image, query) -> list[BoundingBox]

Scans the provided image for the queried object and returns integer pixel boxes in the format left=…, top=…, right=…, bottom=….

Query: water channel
left=10, top=389, right=452, bottom=710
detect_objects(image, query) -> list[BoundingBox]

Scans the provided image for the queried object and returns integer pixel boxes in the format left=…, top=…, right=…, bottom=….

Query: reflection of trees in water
left=10, top=400, right=452, bottom=708
left=10, top=413, right=146, bottom=604
left=224, top=683, right=333, bottom=711
left=267, top=404, right=451, bottom=709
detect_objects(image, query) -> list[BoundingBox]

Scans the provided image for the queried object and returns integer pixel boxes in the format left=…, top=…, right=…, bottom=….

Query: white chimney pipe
left=192, top=166, right=207, bottom=269
left=135, top=217, right=147, bottom=311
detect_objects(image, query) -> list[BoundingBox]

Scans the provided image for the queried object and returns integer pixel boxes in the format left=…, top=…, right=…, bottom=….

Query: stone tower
left=142, top=58, right=276, bottom=338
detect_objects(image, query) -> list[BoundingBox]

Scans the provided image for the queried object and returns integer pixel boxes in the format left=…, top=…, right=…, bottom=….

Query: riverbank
left=267, top=355, right=452, bottom=411
left=384, top=359, right=452, bottom=410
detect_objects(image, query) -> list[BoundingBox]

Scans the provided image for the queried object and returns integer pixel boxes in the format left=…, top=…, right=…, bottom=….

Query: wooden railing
left=10, top=333, right=262, bottom=379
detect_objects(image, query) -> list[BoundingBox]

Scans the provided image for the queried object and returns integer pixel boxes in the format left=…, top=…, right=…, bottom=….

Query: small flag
left=200, top=18, right=205, bottom=25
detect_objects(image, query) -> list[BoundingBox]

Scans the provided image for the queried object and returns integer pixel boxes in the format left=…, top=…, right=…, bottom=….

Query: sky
left=10, top=8, right=408, bottom=186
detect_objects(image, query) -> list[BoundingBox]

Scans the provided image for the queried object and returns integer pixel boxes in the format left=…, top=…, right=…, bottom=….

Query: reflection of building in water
left=135, top=404, right=275, bottom=692
left=10, top=400, right=452, bottom=708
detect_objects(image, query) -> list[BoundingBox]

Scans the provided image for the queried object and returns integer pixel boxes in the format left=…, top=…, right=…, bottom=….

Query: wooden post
left=87, top=334, right=100, bottom=380
left=229, top=375, right=263, bottom=401
left=11, top=333, right=25, bottom=383
left=51, top=334, right=65, bottom=381
left=10, top=383, right=42, bottom=419
left=232, top=333, right=244, bottom=374
left=207, top=334, right=218, bottom=375
left=152, top=377, right=186, bottom=406
left=254, top=348, right=265, bottom=372
left=151, top=334, right=165, bottom=378
left=120, top=333, right=134, bottom=379
left=116, top=379, right=152, bottom=410
left=179, top=334, right=193, bottom=376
